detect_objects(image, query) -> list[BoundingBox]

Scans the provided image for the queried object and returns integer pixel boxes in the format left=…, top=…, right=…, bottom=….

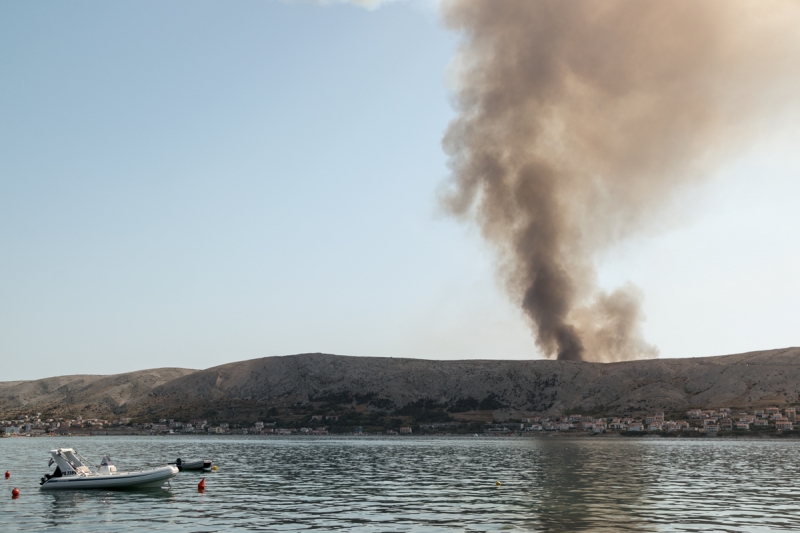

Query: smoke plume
left=440, top=0, right=800, bottom=362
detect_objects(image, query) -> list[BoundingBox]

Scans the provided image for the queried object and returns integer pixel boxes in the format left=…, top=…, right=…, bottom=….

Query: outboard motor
left=40, top=465, right=62, bottom=485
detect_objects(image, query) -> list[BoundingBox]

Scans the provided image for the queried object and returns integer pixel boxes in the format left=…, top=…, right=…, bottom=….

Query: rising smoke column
left=440, top=0, right=800, bottom=361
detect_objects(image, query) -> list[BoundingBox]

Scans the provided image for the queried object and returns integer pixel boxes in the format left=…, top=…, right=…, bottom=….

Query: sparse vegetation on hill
left=2, top=348, right=800, bottom=430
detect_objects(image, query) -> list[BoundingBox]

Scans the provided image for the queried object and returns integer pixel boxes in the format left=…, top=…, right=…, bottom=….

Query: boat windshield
left=62, top=450, right=84, bottom=466
left=60, top=449, right=93, bottom=474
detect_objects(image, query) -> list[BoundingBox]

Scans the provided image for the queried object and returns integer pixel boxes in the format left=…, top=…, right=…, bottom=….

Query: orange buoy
left=198, top=477, right=206, bottom=492
left=4, top=471, right=9, bottom=479
left=11, top=487, right=19, bottom=499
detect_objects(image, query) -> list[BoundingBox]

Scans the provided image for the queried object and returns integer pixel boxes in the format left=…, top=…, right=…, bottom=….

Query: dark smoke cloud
left=440, top=0, right=800, bottom=362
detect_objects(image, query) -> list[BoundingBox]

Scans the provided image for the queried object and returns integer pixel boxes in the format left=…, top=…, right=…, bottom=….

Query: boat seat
left=98, top=464, right=117, bottom=475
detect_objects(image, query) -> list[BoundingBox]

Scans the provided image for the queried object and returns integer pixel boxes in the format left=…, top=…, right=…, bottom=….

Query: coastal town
left=1, top=406, right=798, bottom=437
left=489, top=406, right=797, bottom=435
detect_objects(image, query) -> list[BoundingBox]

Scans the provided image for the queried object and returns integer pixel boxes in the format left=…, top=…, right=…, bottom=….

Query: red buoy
left=198, top=477, right=206, bottom=492
left=4, top=471, right=9, bottom=479
left=11, top=487, right=19, bottom=499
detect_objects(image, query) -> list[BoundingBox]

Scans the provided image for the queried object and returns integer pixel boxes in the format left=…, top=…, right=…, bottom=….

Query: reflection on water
left=1, top=436, right=800, bottom=532
left=532, top=441, right=653, bottom=532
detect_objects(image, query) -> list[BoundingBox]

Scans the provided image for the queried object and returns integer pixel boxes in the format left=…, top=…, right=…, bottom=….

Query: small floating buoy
left=211, top=465, right=217, bottom=472
left=11, top=487, right=19, bottom=499
left=4, top=471, right=9, bottom=479
left=198, top=477, right=206, bottom=492
left=495, top=480, right=502, bottom=486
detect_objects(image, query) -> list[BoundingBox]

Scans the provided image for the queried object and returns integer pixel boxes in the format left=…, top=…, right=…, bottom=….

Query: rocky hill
left=0, top=368, right=196, bottom=420
left=3, top=348, right=800, bottom=422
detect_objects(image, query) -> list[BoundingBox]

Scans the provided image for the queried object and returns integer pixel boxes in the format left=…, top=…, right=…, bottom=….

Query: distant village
left=485, top=406, right=796, bottom=435
left=1, top=406, right=798, bottom=437
left=0, top=414, right=394, bottom=437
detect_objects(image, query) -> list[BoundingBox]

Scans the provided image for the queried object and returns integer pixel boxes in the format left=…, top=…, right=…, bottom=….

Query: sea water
left=1, top=435, right=799, bottom=532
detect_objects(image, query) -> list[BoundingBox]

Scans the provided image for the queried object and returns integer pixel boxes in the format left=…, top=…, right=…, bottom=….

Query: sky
left=1, top=0, right=798, bottom=380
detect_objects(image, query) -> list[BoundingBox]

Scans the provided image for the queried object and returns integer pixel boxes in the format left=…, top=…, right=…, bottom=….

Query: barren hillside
left=133, top=348, right=800, bottom=420
left=3, top=348, right=800, bottom=421
left=0, top=368, right=197, bottom=419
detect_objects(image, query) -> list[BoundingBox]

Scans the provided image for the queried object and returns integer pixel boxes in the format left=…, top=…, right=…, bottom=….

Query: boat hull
left=40, top=465, right=178, bottom=490
left=174, top=460, right=212, bottom=471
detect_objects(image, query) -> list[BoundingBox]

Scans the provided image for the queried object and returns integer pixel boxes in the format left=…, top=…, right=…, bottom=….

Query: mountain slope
left=3, top=348, right=800, bottom=421
left=0, top=368, right=197, bottom=419
left=133, top=347, right=800, bottom=418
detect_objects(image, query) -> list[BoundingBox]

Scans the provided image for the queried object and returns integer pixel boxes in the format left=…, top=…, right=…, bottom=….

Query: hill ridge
left=2, top=348, right=800, bottom=421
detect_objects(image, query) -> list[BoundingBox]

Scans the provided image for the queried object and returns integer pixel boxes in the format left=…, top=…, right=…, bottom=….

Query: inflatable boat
left=169, top=458, right=213, bottom=471
left=40, top=448, right=178, bottom=490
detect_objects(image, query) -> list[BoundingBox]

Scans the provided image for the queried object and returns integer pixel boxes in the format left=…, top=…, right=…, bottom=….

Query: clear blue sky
left=2, top=0, right=798, bottom=380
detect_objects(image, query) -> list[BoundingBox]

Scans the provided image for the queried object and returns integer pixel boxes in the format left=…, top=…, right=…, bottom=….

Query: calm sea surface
left=1, top=436, right=799, bottom=532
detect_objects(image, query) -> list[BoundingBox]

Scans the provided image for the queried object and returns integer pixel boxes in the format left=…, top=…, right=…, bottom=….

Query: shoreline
left=4, top=431, right=800, bottom=440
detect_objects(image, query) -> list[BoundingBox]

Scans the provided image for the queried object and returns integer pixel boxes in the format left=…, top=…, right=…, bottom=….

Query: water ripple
left=2, top=436, right=800, bottom=531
